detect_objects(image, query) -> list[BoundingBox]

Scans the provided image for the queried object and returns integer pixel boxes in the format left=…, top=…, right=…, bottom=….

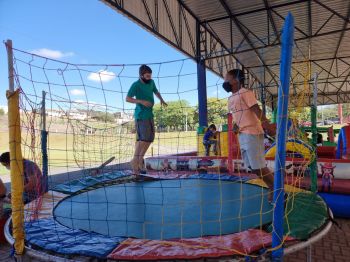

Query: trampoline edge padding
left=284, top=209, right=333, bottom=255
left=4, top=172, right=332, bottom=260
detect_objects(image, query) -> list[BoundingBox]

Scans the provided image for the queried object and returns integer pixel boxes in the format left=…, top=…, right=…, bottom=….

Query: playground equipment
left=3, top=13, right=333, bottom=261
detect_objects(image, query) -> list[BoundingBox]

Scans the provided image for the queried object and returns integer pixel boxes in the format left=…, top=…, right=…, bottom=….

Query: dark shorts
left=136, top=119, right=155, bottom=142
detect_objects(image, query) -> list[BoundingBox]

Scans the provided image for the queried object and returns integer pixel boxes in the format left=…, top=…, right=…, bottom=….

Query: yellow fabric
left=198, top=131, right=226, bottom=156
left=265, top=141, right=312, bottom=159
left=247, top=178, right=307, bottom=193
left=7, top=89, right=25, bottom=254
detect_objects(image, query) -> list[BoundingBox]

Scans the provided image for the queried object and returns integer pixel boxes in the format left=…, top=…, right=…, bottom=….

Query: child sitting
left=203, top=124, right=218, bottom=156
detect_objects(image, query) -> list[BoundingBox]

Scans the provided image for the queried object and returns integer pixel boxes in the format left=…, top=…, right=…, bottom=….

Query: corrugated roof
left=102, top=0, right=350, bottom=105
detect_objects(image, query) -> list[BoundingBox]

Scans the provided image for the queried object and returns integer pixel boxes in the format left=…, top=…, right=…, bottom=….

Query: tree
left=153, top=97, right=229, bottom=131
left=90, top=110, right=115, bottom=122
left=342, top=103, right=350, bottom=118
left=289, top=107, right=311, bottom=122
left=0, top=108, right=4, bottom=116
left=192, top=97, right=228, bottom=127
left=153, top=100, right=195, bottom=131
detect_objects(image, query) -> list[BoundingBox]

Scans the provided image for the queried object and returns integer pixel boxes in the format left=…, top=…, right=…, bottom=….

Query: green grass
left=0, top=130, right=198, bottom=176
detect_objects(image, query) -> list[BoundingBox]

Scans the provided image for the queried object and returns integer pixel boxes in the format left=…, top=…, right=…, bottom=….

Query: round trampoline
left=5, top=171, right=332, bottom=261
left=54, top=179, right=273, bottom=239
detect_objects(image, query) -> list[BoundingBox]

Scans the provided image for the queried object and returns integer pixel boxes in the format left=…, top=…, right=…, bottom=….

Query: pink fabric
left=228, top=88, right=264, bottom=135
left=108, top=229, right=294, bottom=260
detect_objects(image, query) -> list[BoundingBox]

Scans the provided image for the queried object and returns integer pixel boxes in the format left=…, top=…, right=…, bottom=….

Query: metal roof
left=102, top=0, right=350, bottom=106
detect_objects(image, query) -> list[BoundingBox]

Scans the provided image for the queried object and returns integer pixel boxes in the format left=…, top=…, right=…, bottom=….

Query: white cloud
left=70, top=89, right=85, bottom=96
left=74, top=100, right=85, bottom=104
left=87, top=70, right=116, bottom=82
left=31, top=48, right=74, bottom=59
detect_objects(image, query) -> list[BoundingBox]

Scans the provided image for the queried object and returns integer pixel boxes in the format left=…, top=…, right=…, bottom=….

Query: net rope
left=2, top=37, right=319, bottom=260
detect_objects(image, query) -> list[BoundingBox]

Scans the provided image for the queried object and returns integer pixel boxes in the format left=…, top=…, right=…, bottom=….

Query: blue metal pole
left=272, top=12, right=294, bottom=261
left=197, top=59, right=208, bottom=127
left=196, top=21, right=208, bottom=127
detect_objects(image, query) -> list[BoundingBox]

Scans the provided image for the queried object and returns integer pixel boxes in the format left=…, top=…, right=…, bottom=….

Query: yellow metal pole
left=6, top=39, right=25, bottom=255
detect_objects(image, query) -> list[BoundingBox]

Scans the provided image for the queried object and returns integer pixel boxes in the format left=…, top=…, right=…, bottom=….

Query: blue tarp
left=318, top=192, right=350, bottom=218
left=52, top=171, right=130, bottom=194
left=25, top=218, right=125, bottom=258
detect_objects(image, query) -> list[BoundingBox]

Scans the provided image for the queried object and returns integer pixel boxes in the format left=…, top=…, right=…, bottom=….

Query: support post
left=196, top=21, right=208, bottom=127
left=261, top=84, right=266, bottom=116
left=227, top=113, right=233, bottom=175
left=41, top=91, right=49, bottom=193
left=272, top=13, right=294, bottom=261
left=310, top=74, right=318, bottom=193
left=338, top=104, right=343, bottom=124
left=6, top=39, right=25, bottom=255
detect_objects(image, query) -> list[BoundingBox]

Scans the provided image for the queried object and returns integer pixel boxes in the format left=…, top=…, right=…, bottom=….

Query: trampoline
left=54, top=179, right=273, bottom=239
left=5, top=171, right=332, bottom=261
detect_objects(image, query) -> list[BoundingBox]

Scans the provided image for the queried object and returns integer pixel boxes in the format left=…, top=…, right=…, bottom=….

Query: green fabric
left=268, top=192, right=328, bottom=240
left=197, top=126, right=206, bottom=134
left=322, top=141, right=337, bottom=146
left=127, top=79, right=159, bottom=120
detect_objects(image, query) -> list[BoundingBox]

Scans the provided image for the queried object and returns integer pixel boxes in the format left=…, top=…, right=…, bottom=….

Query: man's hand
left=160, top=100, right=168, bottom=107
left=263, top=122, right=276, bottom=136
left=233, top=123, right=240, bottom=134
left=139, top=100, right=153, bottom=108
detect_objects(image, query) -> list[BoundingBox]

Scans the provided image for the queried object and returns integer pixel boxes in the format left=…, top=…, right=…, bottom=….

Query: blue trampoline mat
left=54, top=179, right=273, bottom=240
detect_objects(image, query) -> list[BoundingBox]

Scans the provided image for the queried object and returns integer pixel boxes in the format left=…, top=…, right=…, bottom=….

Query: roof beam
left=142, top=0, right=156, bottom=31
left=271, top=9, right=308, bottom=37
left=203, top=0, right=308, bottom=24
left=205, top=26, right=350, bottom=60
left=263, top=0, right=280, bottom=43
left=162, top=0, right=181, bottom=47
left=245, top=55, right=350, bottom=68
left=313, top=0, right=350, bottom=24
left=218, top=0, right=279, bottom=86
left=324, top=2, right=350, bottom=93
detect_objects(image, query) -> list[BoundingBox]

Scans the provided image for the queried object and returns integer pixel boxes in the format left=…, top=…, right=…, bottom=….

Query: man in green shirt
left=126, top=65, right=167, bottom=176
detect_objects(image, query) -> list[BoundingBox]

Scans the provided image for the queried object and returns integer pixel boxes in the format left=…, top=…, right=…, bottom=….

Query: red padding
left=108, top=229, right=288, bottom=260
left=317, top=146, right=336, bottom=159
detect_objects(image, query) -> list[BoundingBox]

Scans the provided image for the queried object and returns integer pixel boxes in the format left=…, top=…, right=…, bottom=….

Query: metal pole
left=310, top=73, right=318, bottom=193
left=272, top=13, right=294, bottom=261
left=338, top=104, right=343, bottom=124
left=6, top=40, right=14, bottom=92
left=196, top=21, right=208, bottom=127
left=6, top=39, right=25, bottom=255
left=261, top=84, right=266, bottom=116
left=41, top=91, right=49, bottom=192
left=307, top=245, right=312, bottom=262
left=227, top=113, right=233, bottom=175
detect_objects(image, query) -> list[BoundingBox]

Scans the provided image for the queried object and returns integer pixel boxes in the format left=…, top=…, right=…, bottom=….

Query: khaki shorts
left=239, top=133, right=266, bottom=170
left=136, top=119, right=155, bottom=142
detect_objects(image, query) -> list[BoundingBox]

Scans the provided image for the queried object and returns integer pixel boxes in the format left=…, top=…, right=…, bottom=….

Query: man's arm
left=24, top=175, right=36, bottom=193
left=250, top=104, right=276, bottom=136
left=0, top=179, right=6, bottom=197
left=155, top=92, right=167, bottom=107
left=250, top=104, right=269, bottom=123
left=126, top=96, right=152, bottom=107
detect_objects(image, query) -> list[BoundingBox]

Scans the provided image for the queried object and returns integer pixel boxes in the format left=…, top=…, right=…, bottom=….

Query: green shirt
left=127, top=79, right=159, bottom=120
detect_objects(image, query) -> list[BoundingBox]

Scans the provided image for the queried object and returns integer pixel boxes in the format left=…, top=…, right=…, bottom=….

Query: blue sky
left=0, top=0, right=224, bottom=112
